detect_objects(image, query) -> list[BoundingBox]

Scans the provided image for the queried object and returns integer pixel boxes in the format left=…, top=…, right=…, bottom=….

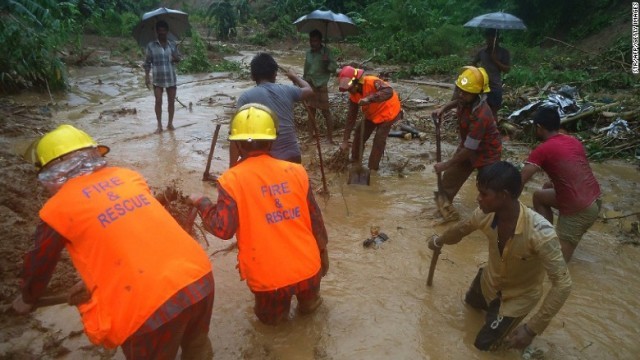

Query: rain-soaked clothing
left=34, top=167, right=212, bottom=348
left=237, top=83, right=304, bottom=163
left=214, top=155, right=320, bottom=292
left=438, top=202, right=572, bottom=336
left=346, top=76, right=402, bottom=170
left=525, top=133, right=601, bottom=216
left=143, top=40, right=180, bottom=88
left=441, top=97, right=502, bottom=201
left=195, top=154, right=328, bottom=323
left=473, top=46, right=510, bottom=108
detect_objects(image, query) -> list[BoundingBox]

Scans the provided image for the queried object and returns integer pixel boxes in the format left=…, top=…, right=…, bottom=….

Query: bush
left=178, top=31, right=214, bottom=73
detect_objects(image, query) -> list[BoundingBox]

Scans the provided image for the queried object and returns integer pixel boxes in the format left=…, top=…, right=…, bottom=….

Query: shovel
left=432, top=115, right=456, bottom=220
left=347, top=120, right=371, bottom=185
left=202, top=124, right=222, bottom=182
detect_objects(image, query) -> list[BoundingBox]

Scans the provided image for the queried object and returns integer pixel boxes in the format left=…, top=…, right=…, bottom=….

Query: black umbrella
left=131, top=7, right=190, bottom=48
left=293, top=9, right=358, bottom=40
left=464, top=11, right=526, bottom=30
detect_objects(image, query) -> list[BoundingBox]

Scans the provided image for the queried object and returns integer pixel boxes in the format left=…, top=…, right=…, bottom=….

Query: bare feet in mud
left=167, top=124, right=175, bottom=131
left=154, top=127, right=163, bottom=134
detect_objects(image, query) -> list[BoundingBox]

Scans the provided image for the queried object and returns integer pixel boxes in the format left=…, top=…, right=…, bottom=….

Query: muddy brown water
left=2, top=50, right=640, bottom=359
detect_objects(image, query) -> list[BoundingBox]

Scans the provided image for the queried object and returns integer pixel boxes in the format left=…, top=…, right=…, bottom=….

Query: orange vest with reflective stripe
left=349, top=76, right=401, bottom=124
left=217, top=155, right=320, bottom=291
left=39, top=167, right=212, bottom=348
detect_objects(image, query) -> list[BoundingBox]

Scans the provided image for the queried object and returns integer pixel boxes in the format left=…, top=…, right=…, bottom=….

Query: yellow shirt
left=440, top=201, right=572, bottom=334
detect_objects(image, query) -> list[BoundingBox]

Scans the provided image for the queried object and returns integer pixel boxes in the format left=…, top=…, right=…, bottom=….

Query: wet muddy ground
left=1, top=46, right=639, bottom=359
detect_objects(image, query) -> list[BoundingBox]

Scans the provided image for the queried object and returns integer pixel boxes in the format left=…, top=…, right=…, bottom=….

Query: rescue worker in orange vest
left=12, top=125, right=214, bottom=359
left=188, top=103, right=329, bottom=325
left=337, top=66, right=402, bottom=171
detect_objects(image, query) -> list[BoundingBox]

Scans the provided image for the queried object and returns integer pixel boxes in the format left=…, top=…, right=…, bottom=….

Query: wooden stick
left=399, top=79, right=455, bottom=89
left=560, top=102, right=619, bottom=125
left=305, top=103, right=329, bottom=194
left=175, top=97, right=188, bottom=108
left=202, top=124, right=222, bottom=181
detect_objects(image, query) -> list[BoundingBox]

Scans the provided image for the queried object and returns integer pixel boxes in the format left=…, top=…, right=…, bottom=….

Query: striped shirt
left=143, top=40, right=180, bottom=88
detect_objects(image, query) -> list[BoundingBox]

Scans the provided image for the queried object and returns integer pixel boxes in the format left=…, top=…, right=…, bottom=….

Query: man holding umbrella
left=144, top=20, right=182, bottom=133
left=472, top=28, right=511, bottom=120
left=303, top=29, right=338, bottom=144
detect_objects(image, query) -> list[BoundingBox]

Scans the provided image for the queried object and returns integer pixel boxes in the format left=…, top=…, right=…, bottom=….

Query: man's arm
left=340, top=101, right=360, bottom=150
left=359, top=79, right=393, bottom=105
left=285, top=68, right=314, bottom=100
left=491, top=48, right=511, bottom=73
left=507, top=226, right=571, bottom=349
left=434, top=145, right=475, bottom=174
left=430, top=209, right=482, bottom=249
left=13, top=221, right=66, bottom=313
left=526, top=237, right=572, bottom=334
left=192, top=186, right=239, bottom=240
left=520, top=163, right=541, bottom=193
left=432, top=99, right=459, bottom=119
left=144, top=44, right=153, bottom=88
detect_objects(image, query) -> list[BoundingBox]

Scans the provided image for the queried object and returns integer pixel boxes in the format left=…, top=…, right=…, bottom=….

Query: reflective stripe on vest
left=40, top=167, right=212, bottom=347
left=217, top=155, right=320, bottom=291
left=349, top=76, right=401, bottom=124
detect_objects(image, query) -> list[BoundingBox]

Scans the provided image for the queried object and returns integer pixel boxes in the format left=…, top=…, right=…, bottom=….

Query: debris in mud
left=501, top=82, right=640, bottom=160
left=326, top=148, right=350, bottom=172
left=153, top=184, right=209, bottom=248
left=98, top=107, right=137, bottom=119
left=363, top=226, right=389, bottom=248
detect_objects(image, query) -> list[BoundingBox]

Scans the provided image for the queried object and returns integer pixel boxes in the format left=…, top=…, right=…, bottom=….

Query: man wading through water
left=190, top=104, right=329, bottom=325
left=430, top=161, right=571, bottom=352
left=13, top=125, right=214, bottom=359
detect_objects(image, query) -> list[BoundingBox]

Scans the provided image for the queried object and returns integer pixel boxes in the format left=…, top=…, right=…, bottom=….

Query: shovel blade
left=348, top=166, right=371, bottom=185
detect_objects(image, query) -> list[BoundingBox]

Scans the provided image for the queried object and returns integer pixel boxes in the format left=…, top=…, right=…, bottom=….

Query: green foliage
left=206, top=0, right=237, bottom=40
left=0, top=0, right=67, bottom=93
left=247, top=33, right=269, bottom=46
left=266, top=15, right=297, bottom=39
left=178, top=31, right=214, bottom=73
left=403, top=55, right=468, bottom=77
left=212, top=59, right=242, bottom=72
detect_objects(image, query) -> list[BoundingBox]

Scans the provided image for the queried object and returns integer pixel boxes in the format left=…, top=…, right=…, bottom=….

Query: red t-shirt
left=526, top=134, right=601, bottom=215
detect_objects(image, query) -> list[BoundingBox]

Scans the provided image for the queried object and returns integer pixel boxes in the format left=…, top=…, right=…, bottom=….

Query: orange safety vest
left=217, top=155, right=320, bottom=291
left=349, top=76, right=401, bottom=124
left=39, top=167, right=212, bottom=348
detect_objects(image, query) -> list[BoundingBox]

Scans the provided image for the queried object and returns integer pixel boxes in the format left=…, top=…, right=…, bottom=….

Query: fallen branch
left=399, top=79, right=455, bottom=90
left=175, top=97, right=188, bottom=108
left=561, top=102, right=619, bottom=125
left=601, top=212, right=640, bottom=221
left=177, top=74, right=232, bottom=87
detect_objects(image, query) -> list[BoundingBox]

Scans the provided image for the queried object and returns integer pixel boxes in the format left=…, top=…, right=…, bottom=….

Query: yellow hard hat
left=30, top=124, right=110, bottom=169
left=229, top=103, right=279, bottom=141
left=455, top=66, right=490, bottom=94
